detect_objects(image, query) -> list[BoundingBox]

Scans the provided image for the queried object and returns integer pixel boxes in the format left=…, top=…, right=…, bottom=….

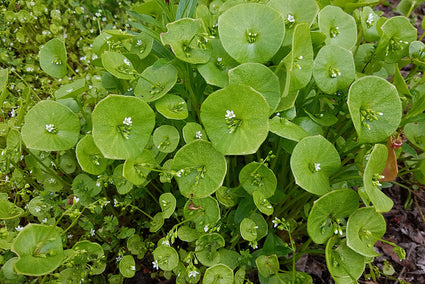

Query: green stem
left=128, top=204, right=154, bottom=220
left=11, top=69, right=41, bottom=101
left=406, top=1, right=416, bottom=18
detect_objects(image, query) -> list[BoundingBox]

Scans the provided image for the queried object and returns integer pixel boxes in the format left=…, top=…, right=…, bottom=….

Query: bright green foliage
left=2, top=0, right=425, bottom=283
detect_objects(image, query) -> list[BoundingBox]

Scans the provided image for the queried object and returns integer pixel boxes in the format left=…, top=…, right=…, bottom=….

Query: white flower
left=114, top=199, right=118, bottom=207
left=225, top=110, right=236, bottom=120
left=123, top=117, right=132, bottom=126
left=195, top=131, right=202, bottom=139
left=136, top=40, right=143, bottom=46
left=74, top=196, right=80, bottom=203
left=48, top=178, right=55, bottom=184
left=130, top=265, right=136, bottom=271
left=96, top=182, right=101, bottom=187
left=123, top=58, right=131, bottom=66
left=272, top=217, right=279, bottom=228
left=162, top=240, right=170, bottom=246
left=366, top=13, right=374, bottom=25
left=176, top=169, right=184, bottom=178
left=35, top=206, right=41, bottom=212
left=314, top=163, right=321, bottom=172
left=42, top=218, right=47, bottom=223
left=116, top=255, right=123, bottom=262
left=45, top=124, right=55, bottom=133
left=188, top=270, right=199, bottom=278
left=204, top=225, right=209, bottom=233
left=152, top=260, right=159, bottom=270
left=67, top=234, right=73, bottom=239
left=287, top=14, right=295, bottom=23
left=90, top=228, right=96, bottom=236
left=16, top=225, right=24, bottom=231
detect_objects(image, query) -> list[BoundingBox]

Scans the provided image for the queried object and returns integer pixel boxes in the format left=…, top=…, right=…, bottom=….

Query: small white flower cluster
left=45, top=124, right=56, bottom=133
left=175, top=169, right=184, bottom=178
left=287, top=14, right=295, bottom=23
left=225, top=110, right=236, bottom=120
left=123, top=58, right=131, bottom=66
left=366, top=13, right=374, bottom=26
left=188, top=270, right=199, bottom=278
left=123, top=117, right=132, bottom=126
left=195, top=130, right=202, bottom=139
left=314, top=163, right=321, bottom=172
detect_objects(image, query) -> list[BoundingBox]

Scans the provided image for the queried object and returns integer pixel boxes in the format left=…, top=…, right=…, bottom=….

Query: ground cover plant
left=1, top=0, right=425, bottom=283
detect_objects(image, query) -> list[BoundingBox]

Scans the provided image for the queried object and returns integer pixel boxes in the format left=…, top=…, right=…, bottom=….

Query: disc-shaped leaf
left=195, top=233, right=225, bottom=266
left=183, top=197, right=220, bottom=232
left=228, top=63, right=280, bottom=114
left=363, top=144, right=394, bottom=213
left=252, top=190, right=273, bottom=215
left=313, top=45, right=355, bottom=94
left=284, top=23, right=314, bottom=92
left=203, top=264, right=234, bottom=284
left=123, top=149, right=156, bottom=186
left=21, top=100, right=80, bottom=151
left=318, top=5, right=357, bottom=50
left=119, top=255, right=136, bottom=278
left=269, top=116, right=310, bottom=142
left=150, top=212, right=164, bottom=232
left=153, top=125, right=180, bottom=153
left=159, top=192, right=176, bottom=219
left=153, top=245, right=179, bottom=271
left=72, top=174, right=102, bottom=201
left=307, top=189, right=359, bottom=244
left=155, top=94, right=188, bottom=120
left=76, top=135, right=108, bottom=175
left=218, top=3, right=285, bottom=63
left=375, top=16, right=417, bottom=63
left=182, top=122, right=208, bottom=143
left=360, top=6, right=380, bottom=42
left=291, top=135, right=341, bottom=195
left=215, top=186, right=239, bottom=207
left=197, top=38, right=238, bottom=88
left=178, top=226, right=200, bottom=242
left=250, top=213, right=268, bottom=241
left=326, top=238, right=366, bottom=283
left=12, top=224, right=65, bottom=276
left=268, top=0, right=318, bottom=46
left=92, top=95, right=155, bottom=160
left=102, top=51, right=136, bottom=80
left=161, top=18, right=211, bottom=64
left=39, top=38, right=67, bottom=78
left=55, top=79, right=86, bottom=100
left=71, top=241, right=105, bottom=274
left=200, top=84, right=269, bottom=155
left=240, top=218, right=258, bottom=241
left=404, top=122, right=425, bottom=151
left=347, top=76, right=402, bottom=144
left=239, top=162, right=277, bottom=198
left=172, top=140, right=226, bottom=198
left=256, top=254, right=279, bottom=278
left=346, top=207, right=386, bottom=257
left=112, top=164, right=133, bottom=195
left=218, top=248, right=240, bottom=270
left=0, top=199, right=24, bottom=220
left=134, top=63, right=177, bottom=102
left=130, top=32, right=154, bottom=59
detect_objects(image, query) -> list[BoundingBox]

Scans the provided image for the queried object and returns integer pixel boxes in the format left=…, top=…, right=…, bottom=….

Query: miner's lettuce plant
left=1, top=0, right=425, bottom=283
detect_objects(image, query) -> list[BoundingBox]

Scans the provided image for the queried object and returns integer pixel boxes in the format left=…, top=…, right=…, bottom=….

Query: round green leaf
left=150, top=212, right=164, bottom=233
left=197, top=38, right=238, bottom=88
left=290, top=135, right=341, bottom=195
left=200, top=84, right=269, bottom=155
left=318, top=5, right=357, bottom=50
left=21, top=100, right=80, bottom=151
left=172, top=140, right=226, bottom=199
left=76, top=134, right=108, bottom=175
left=360, top=6, right=380, bottom=42
left=228, top=63, right=280, bottom=114
left=127, top=234, right=147, bottom=259
left=153, top=125, right=180, bottom=153
left=153, top=245, right=179, bottom=271
left=240, top=218, right=258, bottom=241
left=102, top=51, right=136, bottom=80
left=250, top=213, right=268, bottom=241
left=195, top=233, right=225, bottom=266
left=268, top=0, right=318, bottom=46
left=256, top=254, right=279, bottom=278
left=119, top=255, right=136, bottom=278
left=218, top=248, right=240, bottom=270
left=347, top=76, right=402, bottom=144
left=326, top=238, right=366, bottom=283
left=159, top=192, right=176, bottom=219
left=269, top=117, right=310, bottom=142
left=112, top=164, right=133, bottom=195
left=155, top=94, right=188, bottom=120
left=182, top=122, right=208, bottom=143
left=0, top=199, right=23, bottom=220
left=55, top=79, right=87, bottom=100
left=161, top=18, right=211, bottom=64
left=177, top=226, right=200, bottom=242
left=346, top=207, right=386, bottom=257
left=123, top=149, right=156, bottom=185
left=92, top=95, right=155, bottom=160
left=72, top=174, right=102, bottom=200
left=71, top=240, right=105, bottom=274
left=363, top=144, right=394, bottom=213
left=130, top=32, right=154, bottom=59
left=183, top=196, right=220, bottom=232
left=203, top=264, right=234, bottom=284
left=12, top=224, right=65, bottom=276
left=307, top=189, right=359, bottom=244
left=239, top=162, right=277, bottom=198
left=404, top=122, right=425, bottom=151
left=312, top=45, right=355, bottom=94
left=218, top=3, right=285, bottom=63
left=215, top=186, right=238, bottom=207
left=134, top=63, right=178, bottom=102
left=39, top=38, right=67, bottom=78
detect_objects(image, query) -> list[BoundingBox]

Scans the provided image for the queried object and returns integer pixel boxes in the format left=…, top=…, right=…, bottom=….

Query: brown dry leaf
left=380, top=137, right=398, bottom=182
